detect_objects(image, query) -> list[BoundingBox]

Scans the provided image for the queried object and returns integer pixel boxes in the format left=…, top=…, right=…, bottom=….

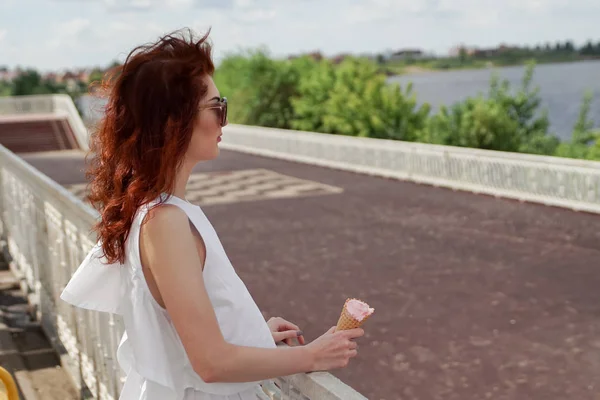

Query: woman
left=60, top=28, right=364, bottom=400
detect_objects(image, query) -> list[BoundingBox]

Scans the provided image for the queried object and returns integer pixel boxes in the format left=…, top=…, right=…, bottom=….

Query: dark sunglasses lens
left=222, top=102, right=227, bottom=126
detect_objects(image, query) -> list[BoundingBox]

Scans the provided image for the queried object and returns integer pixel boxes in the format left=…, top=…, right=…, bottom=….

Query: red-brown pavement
left=20, top=148, right=600, bottom=400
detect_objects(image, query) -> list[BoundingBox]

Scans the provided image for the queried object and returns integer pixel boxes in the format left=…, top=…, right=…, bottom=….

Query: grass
left=381, top=54, right=598, bottom=76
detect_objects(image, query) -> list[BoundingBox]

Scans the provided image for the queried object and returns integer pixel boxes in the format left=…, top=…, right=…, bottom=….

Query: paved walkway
left=20, top=148, right=600, bottom=400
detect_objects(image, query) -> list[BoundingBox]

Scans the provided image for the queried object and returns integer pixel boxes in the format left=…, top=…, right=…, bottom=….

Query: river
left=388, top=60, right=600, bottom=141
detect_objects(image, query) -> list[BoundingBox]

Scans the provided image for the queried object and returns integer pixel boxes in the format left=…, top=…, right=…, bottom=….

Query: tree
left=89, top=68, right=104, bottom=84
left=555, top=91, right=600, bottom=160
left=108, top=60, right=122, bottom=69
left=320, top=57, right=430, bottom=140
left=554, top=42, right=563, bottom=52
left=12, top=69, right=54, bottom=95
left=564, top=40, right=575, bottom=53
left=458, top=47, right=468, bottom=64
left=0, top=81, right=11, bottom=96
left=572, top=91, right=596, bottom=145
left=213, top=48, right=302, bottom=128
left=581, top=40, right=595, bottom=55
left=488, top=62, right=557, bottom=154
left=291, top=59, right=335, bottom=132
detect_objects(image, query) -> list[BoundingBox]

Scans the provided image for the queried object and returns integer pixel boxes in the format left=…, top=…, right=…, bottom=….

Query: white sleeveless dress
left=60, top=194, right=277, bottom=400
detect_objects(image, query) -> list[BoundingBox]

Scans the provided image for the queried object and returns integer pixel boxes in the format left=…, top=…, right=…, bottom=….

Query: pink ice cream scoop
left=346, top=299, right=375, bottom=322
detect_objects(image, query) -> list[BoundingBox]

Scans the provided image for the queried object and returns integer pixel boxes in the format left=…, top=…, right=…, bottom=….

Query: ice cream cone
left=335, top=298, right=374, bottom=331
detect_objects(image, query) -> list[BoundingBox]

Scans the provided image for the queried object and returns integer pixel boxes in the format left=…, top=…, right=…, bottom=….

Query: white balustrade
left=220, top=124, right=600, bottom=214
left=0, top=139, right=366, bottom=399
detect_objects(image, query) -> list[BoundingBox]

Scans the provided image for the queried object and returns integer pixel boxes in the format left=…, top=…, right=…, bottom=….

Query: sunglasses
left=201, top=96, right=227, bottom=127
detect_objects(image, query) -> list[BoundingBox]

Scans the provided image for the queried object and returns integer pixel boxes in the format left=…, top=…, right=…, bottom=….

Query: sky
left=1, top=0, right=600, bottom=71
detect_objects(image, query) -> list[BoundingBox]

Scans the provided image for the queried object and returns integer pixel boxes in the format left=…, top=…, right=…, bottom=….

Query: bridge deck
left=19, top=148, right=600, bottom=400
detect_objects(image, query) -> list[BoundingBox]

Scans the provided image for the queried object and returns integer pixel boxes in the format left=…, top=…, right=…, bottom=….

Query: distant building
left=0, top=66, right=97, bottom=88
left=449, top=44, right=522, bottom=58
left=43, top=72, right=59, bottom=82
left=471, top=48, right=498, bottom=57
left=389, top=49, right=426, bottom=61
left=0, top=70, right=17, bottom=82
left=330, top=53, right=351, bottom=64
left=497, top=44, right=521, bottom=53
left=75, top=69, right=91, bottom=83
left=287, top=52, right=323, bottom=62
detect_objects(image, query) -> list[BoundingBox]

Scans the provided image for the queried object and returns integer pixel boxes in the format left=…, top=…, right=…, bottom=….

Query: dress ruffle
left=60, top=243, right=126, bottom=315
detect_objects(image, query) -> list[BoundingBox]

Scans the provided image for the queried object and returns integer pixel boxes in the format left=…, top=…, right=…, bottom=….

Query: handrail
left=52, top=95, right=90, bottom=151
left=219, top=124, right=600, bottom=214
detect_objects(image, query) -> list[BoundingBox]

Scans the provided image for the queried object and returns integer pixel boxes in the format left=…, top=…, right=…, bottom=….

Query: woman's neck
left=172, top=162, right=194, bottom=201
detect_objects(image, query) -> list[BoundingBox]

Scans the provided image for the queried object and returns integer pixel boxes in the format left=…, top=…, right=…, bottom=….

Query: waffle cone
left=335, top=298, right=373, bottom=331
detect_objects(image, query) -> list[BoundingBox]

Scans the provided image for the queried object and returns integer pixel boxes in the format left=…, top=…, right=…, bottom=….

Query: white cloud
left=234, top=0, right=259, bottom=7
left=47, top=18, right=91, bottom=49
left=462, top=9, right=501, bottom=27
left=99, top=0, right=154, bottom=11
left=60, top=18, right=91, bottom=35
left=165, top=0, right=194, bottom=7
left=67, top=0, right=234, bottom=13
left=4, top=0, right=600, bottom=69
left=232, top=8, right=277, bottom=24
left=0, top=29, right=6, bottom=43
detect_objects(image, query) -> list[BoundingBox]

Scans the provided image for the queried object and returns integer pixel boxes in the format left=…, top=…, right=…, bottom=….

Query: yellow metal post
left=0, top=367, right=19, bottom=400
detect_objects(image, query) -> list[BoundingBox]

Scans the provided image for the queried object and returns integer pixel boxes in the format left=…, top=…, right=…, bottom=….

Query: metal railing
left=0, top=142, right=366, bottom=399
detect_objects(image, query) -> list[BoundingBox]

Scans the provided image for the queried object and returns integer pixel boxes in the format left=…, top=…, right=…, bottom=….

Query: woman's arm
left=139, top=204, right=315, bottom=383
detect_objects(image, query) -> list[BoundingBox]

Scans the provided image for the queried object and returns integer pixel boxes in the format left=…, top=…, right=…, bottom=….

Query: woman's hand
left=267, top=316, right=306, bottom=346
left=305, top=326, right=363, bottom=371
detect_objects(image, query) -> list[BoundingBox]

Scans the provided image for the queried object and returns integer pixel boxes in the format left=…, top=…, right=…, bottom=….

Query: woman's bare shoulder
left=139, top=203, right=199, bottom=265
left=144, top=202, right=187, bottom=224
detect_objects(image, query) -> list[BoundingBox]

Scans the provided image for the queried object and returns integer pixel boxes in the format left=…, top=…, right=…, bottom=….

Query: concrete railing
left=220, top=125, right=600, bottom=214
left=0, top=139, right=367, bottom=399
left=8, top=93, right=600, bottom=215
left=0, top=94, right=90, bottom=151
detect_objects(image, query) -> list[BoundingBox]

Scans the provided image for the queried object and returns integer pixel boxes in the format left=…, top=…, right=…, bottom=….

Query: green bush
left=213, top=48, right=302, bottom=129
left=421, top=62, right=561, bottom=154
left=488, top=62, right=558, bottom=154
left=290, top=58, right=335, bottom=132
left=554, top=91, right=600, bottom=160
left=216, top=54, right=430, bottom=141
left=587, top=139, right=600, bottom=160
left=421, top=97, right=520, bottom=151
left=320, top=57, right=429, bottom=140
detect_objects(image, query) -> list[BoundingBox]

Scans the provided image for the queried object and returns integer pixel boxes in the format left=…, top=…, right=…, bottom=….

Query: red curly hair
left=86, top=28, right=215, bottom=264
